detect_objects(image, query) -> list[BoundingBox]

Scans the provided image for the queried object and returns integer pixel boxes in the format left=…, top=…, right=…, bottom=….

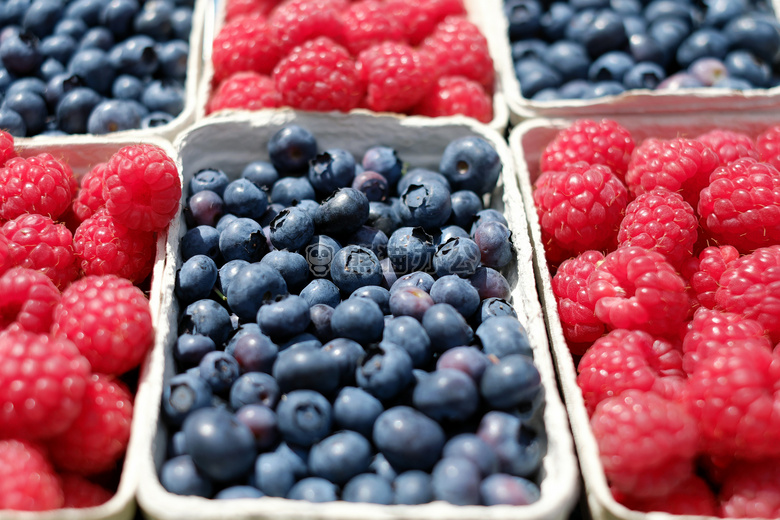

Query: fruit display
left=0, top=131, right=181, bottom=512
left=513, top=116, right=780, bottom=518
left=0, top=0, right=198, bottom=137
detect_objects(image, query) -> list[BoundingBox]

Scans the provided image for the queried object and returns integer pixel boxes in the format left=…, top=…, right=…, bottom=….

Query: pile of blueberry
left=506, top=0, right=780, bottom=100
left=0, top=0, right=193, bottom=136
left=159, top=124, right=547, bottom=506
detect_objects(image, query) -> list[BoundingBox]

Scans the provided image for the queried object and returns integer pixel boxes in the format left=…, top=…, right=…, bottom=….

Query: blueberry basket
left=135, top=109, right=579, bottom=520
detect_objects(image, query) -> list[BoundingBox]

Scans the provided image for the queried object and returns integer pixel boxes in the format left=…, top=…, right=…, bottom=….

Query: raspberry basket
left=508, top=114, right=779, bottom=520
left=134, top=108, right=579, bottom=520
left=196, top=0, right=511, bottom=134
left=0, top=136, right=180, bottom=520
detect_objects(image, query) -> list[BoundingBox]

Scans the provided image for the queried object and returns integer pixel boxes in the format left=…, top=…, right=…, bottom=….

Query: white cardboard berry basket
left=196, top=0, right=511, bottom=135
left=134, top=108, right=579, bottom=520
left=0, top=136, right=182, bottom=520
left=508, top=113, right=780, bottom=520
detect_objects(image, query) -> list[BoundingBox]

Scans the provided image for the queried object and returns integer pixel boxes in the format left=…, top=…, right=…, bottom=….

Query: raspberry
left=588, top=246, right=690, bottom=336
left=0, top=233, right=10, bottom=276
left=342, top=0, right=405, bottom=56
left=1, top=213, right=79, bottom=290
left=551, top=250, right=605, bottom=351
left=225, top=0, right=278, bottom=21
left=47, top=374, right=133, bottom=475
left=60, top=474, right=113, bottom=508
left=412, top=75, right=493, bottom=123
left=72, top=162, right=107, bottom=223
left=273, top=37, right=364, bottom=112
left=615, top=475, right=718, bottom=516
left=211, top=15, right=281, bottom=84
left=539, top=119, right=635, bottom=181
left=385, top=0, right=466, bottom=45
left=577, top=329, right=685, bottom=414
left=357, top=42, right=430, bottom=114
left=591, top=390, right=698, bottom=498
left=418, top=16, right=494, bottom=92
left=0, top=439, right=63, bottom=511
left=208, top=72, right=281, bottom=114
left=103, top=144, right=181, bottom=232
left=697, top=157, right=780, bottom=253
left=716, top=245, right=780, bottom=343
left=756, top=124, right=780, bottom=172
left=73, top=209, right=156, bottom=283
left=720, top=459, right=780, bottom=518
left=0, top=129, right=16, bottom=166
left=268, top=0, right=346, bottom=54
left=625, top=137, right=720, bottom=208
left=617, top=187, right=698, bottom=268
left=684, top=342, right=780, bottom=459
left=696, top=129, right=757, bottom=165
left=681, top=245, right=739, bottom=309
left=533, top=162, right=628, bottom=264
left=0, top=267, right=60, bottom=334
left=53, top=275, right=153, bottom=375
left=0, top=153, right=75, bottom=221
left=0, top=330, right=90, bottom=439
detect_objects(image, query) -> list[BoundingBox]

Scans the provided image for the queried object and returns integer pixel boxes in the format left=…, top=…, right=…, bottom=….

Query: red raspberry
left=533, top=162, right=628, bottom=264
left=357, top=42, right=430, bottom=113
left=716, top=245, right=780, bottom=343
left=418, top=16, right=494, bottom=92
left=756, top=124, right=780, bottom=171
left=626, top=137, right=720, bottom=208
left=0, top=330, right=90, bottom=439
left=588, top=246, right=690, bottom=336
left=591, top=390, right=698, bottom=498
left=697, top=157, right=780, bottom=253
left=53, top=275, right=153, bottom=375
left=73, top=209, right=155, bottom=283
left=103, top=144, right=181, bottom=233
left=225, top=0, right=278, bottom=21
left=684, top=342, right=780, bottom=459
left=615, top=475, right=718, bottom=516
left=72, top=162, right=107, bottom=223
left=540, top=119, right=635, bottom=181
left=720, top=459, right=780, bottom=518
left=47, top=374, right=133, bottom=475
left=412, top=75, right=493, bottom=123
left=268, top=0, right=346, bottom=54
left=385, top=0, right=466, bottom=45
left=696, top=129, right=757, bottom=165
left=0, top=129, right=16, bottom=166
left=617, top=187, right=698, bottom=268
left=60, top=474, right=113, bottom=508
left=208, top=72, right=281, bottom=114
left=0, top=153, right=76, bottom=221
left=577, top=329, right=685, bottom=414
left=211, top=15, right=281, bottom=84
left=0, top=439, right=63, bottom=511
left=273, top=37, right=364, bottom=112
left=551, top=250, right=605, bottom=352
left=0, top=267, right=60, bottom=334
left=0, top=233, right=10, bottom=276
left=681, top=245, right=739, bottom=309
left=1, top=213, right=79, bottom=290
left=342, top=0, right=405, bottom=56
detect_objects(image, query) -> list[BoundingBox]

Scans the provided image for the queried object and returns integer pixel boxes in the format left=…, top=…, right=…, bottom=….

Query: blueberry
left=587, top=51, right=634, bottom=83
left=388, top=286, right=434, bottom=321
left=444, top=434, right=499, bottom=477
left=308, top=431, right=373, bottom=485
left=362, top=146, right=403, bottom=187
left=688, top=57, right=728, bottom=85
left=156, top=39, right=188, bottom=79
left=351, top=170, right=389, bottom=202
left=0, top=31, right=41, bottom=77
left=422, top=303, right=473, bottom=353
left=160, top=455, right=212, bottom=497
left=725, top=50, right=771, bottom=88
left=299, top=279, right=340, bottom=307
left=387, top=227, right=435, bottom=274
left=515, top=59, right=562, bottom=99
left=3, top=90, right=46, bottom=136
left=621, top=60, right=665, bottom=89
left=480, top=354, right=542, bottom=411
left=440, top=136, right=502, bottom=196
left=321, top=337, right=364, bottom=386
left=46, top=74, right=82, bottom=110
left=438, top=225, right=470, bottom=245
left=40, top=34, right=76, bottom=65
left=253, top=452, right=296, bottom=497
left=276, top=390, right=332, bottom=447
left=229, top=371, right=280, bottom=409
left=134, top=0, right=174, bottom=40
left=481, top=474, right=541, bottom=505
left=628, top=33, right=666, bottom=65
left=724, top=15, right=780, bottom=63
left=478, top=298, right=518, bottom=323
left=382, top=316, right=431, bottom=368
left=308, top=304, right=335, bottom=342
left=431, top=457, right=481, bottom=505
left=644, top=0, right=699, bottom=27
left=214, top=486, right=264, bottom=499
left=185, top=190, right=223, bottom=228
left=64, top=0, right=107, bottom=24
left=0, top=0, right=31, bottom=26
left=510, top=39, right=547, bottom=62
left=162, top=372, right=212, bottom=425
left=356, top=342, right=414, bottom=402
left=623, top=15, right=648, bottom=37
left=280, top=333, right=321, bottom=351
left=242, top=161, right=278, bottom=191
left=649, top=18, right=691, bottom=62
left=657, top=71, right=706, bottom=89
left=369, top=453, right=397, bottom=482
left=190, top=168, right=229, bottom=196
left=429, top=275, right=480, bottom=318
left=314, top=187, right=369, bottom=236
left=69, top=48, right=114, bottom=94
left=399, top=182, right=452, bottom=230
left=433, top=237, right=481, bottom=278
left=477, top=316, right=532, bottom=358
left=570, top=9, right=628, bottom=57
left=142, top=79, right=183, bottom=115
left=198, top=350, right=239, bottom=394
left=532, top=88, right=561, bottom=101
left=100, top=0, right=140, bottom=39
left=54, top=18, right=88, bottom=40
left=392, top=471, right=433, bottom=505
left=109, top=34, right=158, bottom=77
left=86, top=98, right=142, bottom=133
left=505, top=0, right=542, bottom=40
left=287, top=477, right=337, bottom=502
left=343, top=474, right=393, bottom=504
left=448, top=190, right=482, bottom=230
left=380, top=257, right=398, bottom=289
left=469, top=266, right=511, bottom=300
left=268, top=125, right=318, bottom=175
left=703, top=0, right=748, bottom=27
left=216, top=213, right=238, bottom=233
left=391, top=271, right=434, bottom=294
left=348, top=286, right=390, bottom=315
left=329, top=245, right=383, bottom=294
left=413, top=368, right=478, bottom=422
left=273, top=344, right=339, bottom=395
left=174, top=333, right=216, bottom=367
left=544, top=41, right=590, bottom=82
left=219, top=217, right=269, bottom=263
left=257, top=250, right=309, bottom=292
left=373, top=406, right=445, bottom=472
left=309, top=148, right=356, bottom=194
left=215, top=260, right=246, bottom=296
left=541, top=2, right=574, bottom=40
left=676, top=28, right=729, bottom=68
left=225, top=263, right=287, bottom=322
left=168, top=430, right=188, bottom=457
left=270, top=176, right=316, bottom=207
left=22, top=0, right=62, bottom=39
left=182, top=299, right=232, bottom=345
left=257, top=294, right=310, bottom=339
left=269, top=207, right=314, bottom=251
left=183, top=407, right=257, bottom=482
left=78, top=27, right=114, bottom=51
left=331, top=297, right=384, bottom=344
left=227, top=329, right=278, bottom=374
left=477, top=411, right=545, bottom=478
left=713, top=76, right=753, bottom=89
left=333, top=386, right=383, bottom=438
left=175, top=255, right=217, bottom=304
left=180, top=225, right=219, bottom=260
left=171, top=5, right=192, bottom=39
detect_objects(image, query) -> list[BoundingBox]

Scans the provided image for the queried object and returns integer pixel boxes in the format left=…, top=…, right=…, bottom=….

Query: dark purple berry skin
left=186, top=190, right=223, bottom=227
left=352, top=170, right=390, bottom=202
left=373, top=406, right=446, bottom=472
left=235, top=404, right=279, bottom=450
left=475, top=220, right=513, bottom=269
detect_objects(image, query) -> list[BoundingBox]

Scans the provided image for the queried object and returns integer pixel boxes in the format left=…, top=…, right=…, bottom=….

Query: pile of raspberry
left=0, top=130, right=182, bottom=511
left=208, top=0, right=495, bottom=123
left=534, top=119, right=780, bottom=518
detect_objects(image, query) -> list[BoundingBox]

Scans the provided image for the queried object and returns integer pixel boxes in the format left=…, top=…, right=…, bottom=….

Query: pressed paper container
left=135, top=109, right=579, bottom=520
left=508, top=114, right=780, bottom=520
left=0, top=136, right=182, bottom=520
left=196, top=0, right=510, bottom=135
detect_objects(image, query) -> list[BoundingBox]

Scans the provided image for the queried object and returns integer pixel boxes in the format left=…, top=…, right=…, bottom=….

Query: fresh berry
left=0, top=439, right=63, bottom=511
left=0, top=233, right=13, bottom=277
left=591, top=390, right=698, bottom=498
left=0, top=329, right=90, bottom=439
left=47, top=374, right=134, bottom=475
left=53, top=275, right=153, bottom=375
left=615, top=475, right=718, bottom=516
left=211, top=15, right=281, bottom=85
left=1, top=213, right=79, bottom=290
left=0, top=267, right=60, bottom=334
left=696, top=129, right=757, bottom=165
left=588, top=246, right=689, bottom=336
left=60, top=474, right=113, bottom=508
left=617, top=187, right=698, bottom=268
left=539, top=119, right=635, bottom=181
left=413, top=76, right=493, bottom=124
left=268, top=0, right=345, bottom=54
left=385, top=0, right=466, bottom=45
left=208, top=72, right=281, bottom=114
left=103, top=143, right=181, bottom=232
left=225, top=0, right=279, bottom=21
left=357, top=42, right=430, bottom=114
left=72, top=162, right=107, bottom=223
left=697, top=157, right=780, bottom=253
left=342, top=0, right=405, bottom=56
left=551, top=250, right=605, bottom=352
left=719, top=459, right=780, bottom=518
left=756, top=124, right=780, bottom=172
left=0, top=130, right=16, bottom=166
left=681, top=245, right=739, bottom=309
left=273, top=37, right=364, bottom=112
left=0, top=153, right=75, bottom=221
